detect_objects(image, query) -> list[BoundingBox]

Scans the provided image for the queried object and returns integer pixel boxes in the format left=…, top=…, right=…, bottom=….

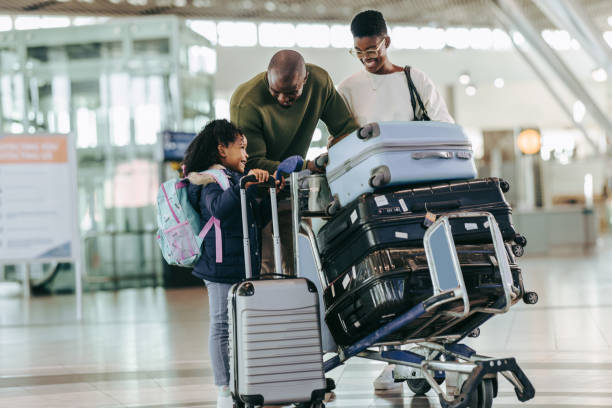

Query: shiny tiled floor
left=1, top=236, right=612, bottom=407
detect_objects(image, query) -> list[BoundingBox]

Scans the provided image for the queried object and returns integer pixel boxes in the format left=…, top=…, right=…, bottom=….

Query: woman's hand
left=245, top=169, right=269, bottom=189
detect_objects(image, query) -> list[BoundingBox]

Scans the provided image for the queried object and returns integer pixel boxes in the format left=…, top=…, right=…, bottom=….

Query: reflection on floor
left=1, top=236, right=612, bottom=408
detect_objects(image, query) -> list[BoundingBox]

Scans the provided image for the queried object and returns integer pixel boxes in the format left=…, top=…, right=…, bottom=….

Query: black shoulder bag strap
left=404, top=65, right=431, bottom=121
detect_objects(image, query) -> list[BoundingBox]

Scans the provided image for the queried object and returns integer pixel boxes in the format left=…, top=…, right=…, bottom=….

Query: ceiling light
left=494, top=78, right=504, bottom=88
left=573, top=100, right=585, bottom=123
left=458, top=73, right=471, bottom=85
left=264, top=1, right=276, bottom=12
left=465, top=85, right=477, bottom=96
left=592, top=68, right=607, bottom=82
left=608, top=16, right=612, bottom=26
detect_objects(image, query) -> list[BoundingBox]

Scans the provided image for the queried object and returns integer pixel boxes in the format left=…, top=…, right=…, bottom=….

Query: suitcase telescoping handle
left=239, top=175, right=281, bottom=279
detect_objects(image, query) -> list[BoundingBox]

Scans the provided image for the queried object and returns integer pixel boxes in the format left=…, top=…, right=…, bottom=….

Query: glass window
left=214, top=98, right=229, bottom=119
left=217, top=22, right=257, bottom=47
left=187, top=45, right=216, bottom=74
left=259, top=23, right=296, bottom=47
left=296, top=24, right=330, bottom=48
left=133, top=38, right=170, bottom=56
left=330, top=24, right=353, bottom=48
left=445, top=28, right=470, bottom=49
left=390, top=26, right=420, bottom=49
left=419, top=27, right=446, bottom=50
left=76, top=107, right=97, bottom=148
left=469, top=28, right=493, bottom=50
left=492, top=29, right=512, bottom=50
left=14, top=15, right=42, bottom=30
left=186, top=20, right=217, bottom=45
left=108, top=74, right=130, bottom=146
left=39, top=16, right=70, bottom=29
left=1, top=74, right=25, bottom=125
left=0, top=16, right=12, bottom=32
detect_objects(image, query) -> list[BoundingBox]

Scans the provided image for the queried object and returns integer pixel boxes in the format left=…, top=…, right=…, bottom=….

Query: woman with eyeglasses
left=337, top=10, right=454, bottom=392
left=337, top=10, right=454, bottom=127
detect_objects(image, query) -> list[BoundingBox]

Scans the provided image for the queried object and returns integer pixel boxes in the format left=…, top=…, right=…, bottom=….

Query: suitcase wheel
left=500, top=179, right=510, bottom=193
left=511, top=244, right=524, bottom=257
left=523, top=291, right=538, bottom=305
left=514, top=235, right=527, bottom=247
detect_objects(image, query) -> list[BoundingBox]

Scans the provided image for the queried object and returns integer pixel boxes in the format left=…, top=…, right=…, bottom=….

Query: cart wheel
left=477, top=379, right=494, bottom=408
left=406, top=377, right=444, bottom=396
left=462, top=379, right=494, bottom=408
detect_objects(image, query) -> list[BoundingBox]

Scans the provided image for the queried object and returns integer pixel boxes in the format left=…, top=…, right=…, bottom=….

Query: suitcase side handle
left=411, top=200, right=461, bottom=212
left=412, top=151, right=453, bottom=160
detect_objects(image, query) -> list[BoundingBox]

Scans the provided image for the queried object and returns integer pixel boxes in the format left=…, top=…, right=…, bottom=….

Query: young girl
left=182, top=119, right=274, bottom=402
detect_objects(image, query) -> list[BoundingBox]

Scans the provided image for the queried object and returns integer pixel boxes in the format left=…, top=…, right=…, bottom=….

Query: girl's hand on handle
left=245, top=169, right=269, bottom=189
left=275, top=177, right=285, bottom=193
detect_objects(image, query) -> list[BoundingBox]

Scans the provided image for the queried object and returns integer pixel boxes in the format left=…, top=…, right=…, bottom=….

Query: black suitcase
left=317, top=178, right=521, bottom=283
left=323, top=244, right=524, bottom=346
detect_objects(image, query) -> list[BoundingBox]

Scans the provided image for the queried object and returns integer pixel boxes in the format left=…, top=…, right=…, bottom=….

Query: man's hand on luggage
left=245, top=169, right=269, bottom=189
left=306, top=159, right=325, bottom=174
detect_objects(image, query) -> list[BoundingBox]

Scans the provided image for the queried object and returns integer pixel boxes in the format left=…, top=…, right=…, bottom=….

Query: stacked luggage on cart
left=317, top=121, right=529, bottom=347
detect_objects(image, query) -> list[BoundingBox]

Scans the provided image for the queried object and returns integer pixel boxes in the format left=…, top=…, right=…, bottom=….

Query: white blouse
left=337, top=67, right=454, bottom=126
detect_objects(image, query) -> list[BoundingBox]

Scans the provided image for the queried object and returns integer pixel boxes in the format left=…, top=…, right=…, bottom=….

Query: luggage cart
left=290, top=172, right=536, bottom=408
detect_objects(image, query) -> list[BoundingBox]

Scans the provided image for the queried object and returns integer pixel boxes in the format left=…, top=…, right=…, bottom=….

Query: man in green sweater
left=230, top=50, right=358, bottom=274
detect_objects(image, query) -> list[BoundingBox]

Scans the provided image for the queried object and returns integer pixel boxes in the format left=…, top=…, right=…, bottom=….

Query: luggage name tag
left=374, top=194, right=389, bottom=207
left=399, top=198, right=408, bottom=212
left=464, top=223, right=478, bottom=231
left=423, top=212, right=437, bottom=227
left=353, top=320, right=361, bottom=328
left=395, top=231, right=409, bottom=239
left=350, top=209, right=358, bottom=224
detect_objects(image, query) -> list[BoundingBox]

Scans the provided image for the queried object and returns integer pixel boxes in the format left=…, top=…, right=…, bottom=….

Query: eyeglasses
left=349, top=39, right=386, bottom=59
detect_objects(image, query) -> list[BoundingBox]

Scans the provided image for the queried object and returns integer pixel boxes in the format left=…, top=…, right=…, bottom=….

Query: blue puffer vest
left=187, top=168, right=270, bottom=284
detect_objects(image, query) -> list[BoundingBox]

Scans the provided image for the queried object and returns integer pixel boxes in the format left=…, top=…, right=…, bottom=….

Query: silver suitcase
left=229, top=176, right=326, bottom=407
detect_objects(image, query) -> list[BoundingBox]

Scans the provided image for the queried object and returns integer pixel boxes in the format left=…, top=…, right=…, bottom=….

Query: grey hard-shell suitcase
left=326, top=121, right=477, bottom=206
left=228, top=176, right=327, bottom=407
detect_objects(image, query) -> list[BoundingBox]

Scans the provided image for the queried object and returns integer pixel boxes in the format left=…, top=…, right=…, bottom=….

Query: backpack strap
left=404, top=66, right=431, bottom=121
left=201, top=169, right=231, bottom=190
left=195, top=168, right=230, bottom=263
left=198, top=217, right=222, bottom=263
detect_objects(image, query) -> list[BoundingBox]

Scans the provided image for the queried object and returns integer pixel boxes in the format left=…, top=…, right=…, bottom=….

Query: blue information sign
left=162, top=131, right=196, bottom=162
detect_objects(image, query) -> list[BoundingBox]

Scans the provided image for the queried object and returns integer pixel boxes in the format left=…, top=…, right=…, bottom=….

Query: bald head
left=268, top=50, right=306, bottom=80
left=267, top=50, right=309, bottom=108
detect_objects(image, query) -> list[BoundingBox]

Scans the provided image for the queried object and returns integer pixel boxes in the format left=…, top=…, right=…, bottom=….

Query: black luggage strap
left=404, top=66, right=431, bottom=121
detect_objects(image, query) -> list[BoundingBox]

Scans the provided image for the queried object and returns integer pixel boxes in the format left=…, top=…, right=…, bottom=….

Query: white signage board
left=0, top=133, right=78, bottom=262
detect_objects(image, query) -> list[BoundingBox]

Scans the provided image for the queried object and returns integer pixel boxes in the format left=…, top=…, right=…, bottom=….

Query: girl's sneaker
left=218, top=385, right=231, bottom=398
left=217, top=386, right=232, bottom=408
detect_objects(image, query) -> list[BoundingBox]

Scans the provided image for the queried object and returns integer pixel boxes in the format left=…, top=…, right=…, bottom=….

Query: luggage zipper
left=328, top=142, right=473, bottom=182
